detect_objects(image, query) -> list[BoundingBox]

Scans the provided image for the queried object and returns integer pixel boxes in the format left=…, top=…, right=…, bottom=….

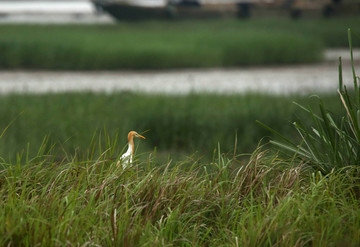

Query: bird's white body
left=119, top=144, right=133, bottom=168
left=116, top=131, right=145, bottom=169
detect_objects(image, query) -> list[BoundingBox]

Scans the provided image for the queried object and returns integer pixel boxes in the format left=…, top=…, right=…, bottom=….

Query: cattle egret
left=117, top=131, right=146, bottom=168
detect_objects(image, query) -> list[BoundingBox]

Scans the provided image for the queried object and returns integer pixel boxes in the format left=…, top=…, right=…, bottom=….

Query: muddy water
left=0, top=49, right=358, bottom=95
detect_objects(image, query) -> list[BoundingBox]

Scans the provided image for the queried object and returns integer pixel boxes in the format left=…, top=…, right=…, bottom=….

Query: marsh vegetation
left=1, top=17, right=359, bottom=70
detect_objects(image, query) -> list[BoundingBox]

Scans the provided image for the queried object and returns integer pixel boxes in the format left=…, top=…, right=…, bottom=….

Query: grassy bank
left=1, top=143, right=360, bottom=246
left=1, top=18, right=359, bottom=70
left=0, top=92, right=343, bottom=161
left=241, top=17, right=360, bottom=47
left=0, top=25, right=321, bottom=70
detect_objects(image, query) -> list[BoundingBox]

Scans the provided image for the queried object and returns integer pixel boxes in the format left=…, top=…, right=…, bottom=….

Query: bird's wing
left=117, top=151, right=131, bottom=168
left=120, top=152, right=128, bottom=160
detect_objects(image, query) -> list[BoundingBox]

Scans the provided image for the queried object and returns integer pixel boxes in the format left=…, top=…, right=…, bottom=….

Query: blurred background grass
left=0, top=92, right=343, bottom=161
left=0, top=17, right=359, bottom=70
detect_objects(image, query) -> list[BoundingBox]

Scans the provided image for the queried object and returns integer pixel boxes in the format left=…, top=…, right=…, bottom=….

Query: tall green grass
left=0, top=93, right=343, bottom=161
left=1, top=140, right=360, bottom=246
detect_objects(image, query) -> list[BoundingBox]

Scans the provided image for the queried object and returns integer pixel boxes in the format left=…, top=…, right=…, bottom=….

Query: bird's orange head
left=128, top=131, right=146, bottom=142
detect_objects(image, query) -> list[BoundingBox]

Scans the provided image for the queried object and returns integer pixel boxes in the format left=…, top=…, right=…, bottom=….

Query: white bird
left=117, top=131, right=146, bottom=168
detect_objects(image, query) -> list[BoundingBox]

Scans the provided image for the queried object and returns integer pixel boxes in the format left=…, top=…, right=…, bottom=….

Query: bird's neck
left=127, top=137, right=135, bottom=157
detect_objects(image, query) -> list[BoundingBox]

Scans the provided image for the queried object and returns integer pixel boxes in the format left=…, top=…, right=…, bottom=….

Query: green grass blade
left=256, top=120, right=297, bottom=146
left=338, top=56, right=343, bottom=91
left=348, top=28, right=357, bottom=91
left=269, top=140, right=311, bottom=159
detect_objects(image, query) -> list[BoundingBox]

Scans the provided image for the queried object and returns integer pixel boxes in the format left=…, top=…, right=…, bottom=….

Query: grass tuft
left=258, top=29, right=360, bottom=173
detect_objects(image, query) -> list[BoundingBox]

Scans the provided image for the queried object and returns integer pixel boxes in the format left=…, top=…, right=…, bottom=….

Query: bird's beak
left=137, top=134, right=146, bottom=139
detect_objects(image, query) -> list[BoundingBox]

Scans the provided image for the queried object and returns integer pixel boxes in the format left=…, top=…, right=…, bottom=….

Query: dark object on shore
left=92, top=1, right=172, bottom=21
left=91, top=0, right=236, bottom=21
left=237, top=3, right=251, bottom=18
left=92, top=0, right=204, bottom=21
left=176, top=0, right=201, bottom=7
